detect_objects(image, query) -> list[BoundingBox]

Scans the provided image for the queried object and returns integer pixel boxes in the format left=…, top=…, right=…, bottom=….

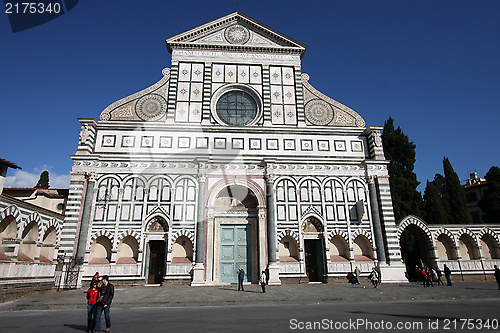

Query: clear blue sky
left=1, top=0, right=499, bottom=191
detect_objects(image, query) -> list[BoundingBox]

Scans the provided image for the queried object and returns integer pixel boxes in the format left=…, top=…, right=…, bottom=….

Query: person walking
left=94, top=276, right=114, bottom=332
left=444, top=264, right=452, bottom=286
left=260, top=270, right=267, bottom=293
left=237, top=268, right=245, bottom=291
left=86, top=280, right=99, bottom=333
left=426, top=267, right=434, bottom=287
left=436, top=267, right=444, bottom=285
left=375, top=264, right=382, bottom=285
left=368, top=267, right=379, bottom=288
left=494, top=265, right=500, bottom=290
left=264, top=265, right=270, bottom=285
left=421, top=268, right=429, bottom=287
left=354, top=266, right=360, bottom=285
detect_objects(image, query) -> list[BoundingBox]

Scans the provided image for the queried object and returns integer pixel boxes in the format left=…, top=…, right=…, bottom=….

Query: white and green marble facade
left=61, top=12, right=408, bottom=286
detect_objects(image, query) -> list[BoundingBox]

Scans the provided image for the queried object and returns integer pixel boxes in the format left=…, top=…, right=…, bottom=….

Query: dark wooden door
left=148, top=240, right=166, bottom=284
left=305, top=239, right=323, bottom=282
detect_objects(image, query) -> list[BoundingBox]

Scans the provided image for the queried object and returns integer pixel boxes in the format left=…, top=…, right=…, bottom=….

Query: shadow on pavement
left=63, top=323, right=87, bottom=331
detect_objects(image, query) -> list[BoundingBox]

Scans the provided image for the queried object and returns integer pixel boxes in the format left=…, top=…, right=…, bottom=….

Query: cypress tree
left=478, top=166, right=500, bottom=223
left=423, top=174, right=448, bottom=224
left=381, top=117, right=422, bottom=221
left=442, top=157, right=469, bottom=224
left=34, top=170, right=50, bottom=189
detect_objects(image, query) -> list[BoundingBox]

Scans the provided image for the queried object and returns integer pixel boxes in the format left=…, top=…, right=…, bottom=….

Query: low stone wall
left=0, top=281, right=56, bottom=303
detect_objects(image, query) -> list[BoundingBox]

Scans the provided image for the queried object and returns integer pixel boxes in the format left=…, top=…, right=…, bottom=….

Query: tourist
left=426, top=267, right=434, bottom=287
left=436, top=267, right=444, bottom=285
left=354, top=266, right=361, bottom=285
left=421, top=268, right=429, bottom=287
left=92, top=272, right=100, bottom=282
left=86, top=280, right=99, bottom=333
left=494, top=265, right=500, bottom=290
left=237, top=268, right=245, bottom=291
left=368, top=267, right=379, bottom=288
left=260, top=270, right=267, bottom=293
left=444, top=264, right=452, bottom=286
left=265, top=265, right=270, bottom=285
left=94, top=275, right=114, bottom=332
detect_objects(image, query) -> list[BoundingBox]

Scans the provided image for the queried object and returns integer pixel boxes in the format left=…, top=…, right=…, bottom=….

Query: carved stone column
left=265, top=165, right=281, bottom=285
left=191, top=169, right=206, bottom=286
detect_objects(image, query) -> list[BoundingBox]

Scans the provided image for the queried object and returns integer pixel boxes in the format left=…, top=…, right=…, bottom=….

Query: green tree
left=423, top=174, right=448, bottom=224
left=381, top=117, right=422, bottom=221
left=478, top=166, right=500, bottom=223
left=442, top=157, right=469, bottom=224
left=34, top=170, right=50, bottom=189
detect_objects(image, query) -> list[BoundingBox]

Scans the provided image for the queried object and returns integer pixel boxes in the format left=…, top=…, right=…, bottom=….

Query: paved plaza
left=1, top=280, right=499, bottom=311
left=1, top=281, right=500, bottom=332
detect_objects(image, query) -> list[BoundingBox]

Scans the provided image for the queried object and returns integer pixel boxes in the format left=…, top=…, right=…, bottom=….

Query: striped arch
left=18, top=212, right=42, bottom=241
left=275, top=176, right=298, bottom=187
left=321, top=176, right=345, bottom=189
left=144, top=207, right=171, bottom=232
left=477, top=228, right=500, bottom=245
left=351, top=229, right=374, bottom=246
left=89, top=229, right=114, bottom=245
left=146, top=175, right=173, bottom=188
left=170, top=229, right=195, bottom=244
left=345, top=177, right=368, bottom=191
left=116, top=229, right=141, bottom=244
left=0, top=204, right=21, bottom=230
left=456, top=227, right=479, bottom=245
left=433, top=227, right=457, bottom=247
left=301, top=213, right=325, bottom=231
left=397, top=215, right=433, bottom=242
left=173, top=175, right=199, bottom=188
left=97, top=174, right=123, bottom=187
left=297, top=176, right=321, bottom=189
left=277, top=229, right=300, bottom=245
left=328, top=229, right=349, bottom=243
left=41, top=218, right=62, bottom=244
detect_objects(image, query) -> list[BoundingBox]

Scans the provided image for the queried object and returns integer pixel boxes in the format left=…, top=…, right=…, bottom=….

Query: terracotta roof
left=0, top=158, right=21, bottom=169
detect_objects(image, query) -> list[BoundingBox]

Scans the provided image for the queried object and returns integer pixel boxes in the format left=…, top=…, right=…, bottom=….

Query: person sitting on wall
left=92, top=272, right=100, bottom=282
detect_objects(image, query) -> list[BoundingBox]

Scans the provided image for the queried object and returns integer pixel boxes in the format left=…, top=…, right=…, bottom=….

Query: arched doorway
left=215, top=185, right=258, bottom=283
left=145, top=217, right=168, bottom=285
left=302, top=216, right=325, bottom=282
left=399, top=224, right=435, bottom=281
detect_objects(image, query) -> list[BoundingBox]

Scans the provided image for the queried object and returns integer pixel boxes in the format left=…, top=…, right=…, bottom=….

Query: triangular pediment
left=166, top=12, right=306, bottom=57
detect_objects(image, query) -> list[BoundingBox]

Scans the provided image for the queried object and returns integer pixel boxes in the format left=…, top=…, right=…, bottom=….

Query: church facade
left=59, top=12, right=407, bottom=286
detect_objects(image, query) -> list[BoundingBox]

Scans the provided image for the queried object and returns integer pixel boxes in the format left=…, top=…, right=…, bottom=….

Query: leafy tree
left=442, top=157, right=469, bottom=224
left=478, top=166, right=500, bottom=223
left=423, top=174, right=448, bottom=224
left=381, top=117, right=422, bottom=221
left=34, top=170, right=50, bottom=189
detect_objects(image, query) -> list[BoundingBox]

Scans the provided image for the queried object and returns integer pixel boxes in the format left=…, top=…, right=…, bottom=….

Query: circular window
left=216, top=91, right=258, bottom=126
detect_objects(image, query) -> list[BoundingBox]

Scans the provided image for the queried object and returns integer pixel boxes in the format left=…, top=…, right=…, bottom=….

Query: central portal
left=220, top=224, right=252, bottom=283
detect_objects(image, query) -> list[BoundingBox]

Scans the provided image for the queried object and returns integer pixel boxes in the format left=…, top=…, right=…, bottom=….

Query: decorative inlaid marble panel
left=232, top=138, right=244, bottom=149
left=272, top=105, right=284, bottom=125
left=225, top=65, right=237, bottom=83
left=351, top=141, right=363, bottom=152
left=196, top=137, right=208, bottom=149
left=249, top=138, right=261, bottom=150
left=250, top=66, right=262, bottom=84
left=159, top=136, right=172, bottom=148
left=267, top=138, right=279, bottom=150
left=178, top=63, right=191, bottom=81
left=176, top=102, right=189, bottom=122
left=318, top=140, right=330, bottom=151
left=300, top=139, right=313, bottom=151
left=102, top=135, right=116, bottom=147
left=191, top=63, right=204, bottom=82
left=334, top=140, right=346, bottom=152
left=238, top=65, right=250, bottom=84
left=141, top=136, right=154, bottom=148
left=121, top=136, right=135, bottom=148
left=284, top=139, right=296, bottom=151
left=178, top=137, right=191, bottom=149
left=177, top=82, right=190, bottom=101
left=214, top=137, right=226, bottom=149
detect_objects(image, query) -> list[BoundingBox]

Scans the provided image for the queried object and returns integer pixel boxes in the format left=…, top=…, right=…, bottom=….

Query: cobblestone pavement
left=1, top=280, right=499, bottom=311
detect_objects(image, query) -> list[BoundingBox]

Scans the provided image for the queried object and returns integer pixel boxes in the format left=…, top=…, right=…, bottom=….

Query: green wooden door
left=220, top=225, right=251, bottom=283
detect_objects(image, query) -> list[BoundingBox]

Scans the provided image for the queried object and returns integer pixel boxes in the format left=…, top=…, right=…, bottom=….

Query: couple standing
left=86, top=275, right=114, bottom=333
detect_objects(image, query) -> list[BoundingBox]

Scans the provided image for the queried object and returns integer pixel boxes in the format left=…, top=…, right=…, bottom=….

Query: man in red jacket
left=94, top=276, right=114, bottom=332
